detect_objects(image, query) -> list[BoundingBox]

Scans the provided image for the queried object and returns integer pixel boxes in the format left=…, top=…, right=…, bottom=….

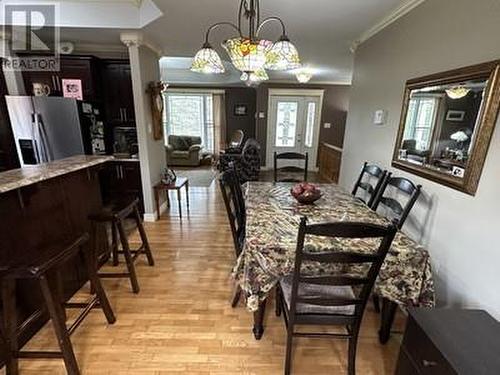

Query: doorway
left=266, top=89, right=324, bottom=169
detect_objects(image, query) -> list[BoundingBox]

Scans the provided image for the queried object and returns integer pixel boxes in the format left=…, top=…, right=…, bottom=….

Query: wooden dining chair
left=274, top=152, right=308, bottom=182
left=276, top=217, right=397, bottom=375
left=371, top=174, right=422, bottom=230
left=219, top=163, right=246, bottom=307
left=351, top=162, right=387, bottom=207
left=219, top=164, right=246, bottom=258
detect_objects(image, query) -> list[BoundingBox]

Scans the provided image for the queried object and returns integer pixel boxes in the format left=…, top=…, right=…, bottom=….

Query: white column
left=120, top=32, right=166, bottom=221
left=0, top=31, right=26, bottom=95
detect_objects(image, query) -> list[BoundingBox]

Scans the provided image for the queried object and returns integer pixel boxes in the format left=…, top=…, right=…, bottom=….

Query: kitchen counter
left=0, top=155, right=112, bottom=359
left=0, top=155, right=113, bottom=194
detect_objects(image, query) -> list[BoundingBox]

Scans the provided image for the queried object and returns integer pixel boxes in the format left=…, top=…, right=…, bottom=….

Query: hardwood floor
left=7, top=183, right=405, bottom=374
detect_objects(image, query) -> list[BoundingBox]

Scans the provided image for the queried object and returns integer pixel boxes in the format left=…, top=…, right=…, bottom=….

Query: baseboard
left=143, top=213, right=157, bottom=222
left=143, top=200, right=169, bottom=222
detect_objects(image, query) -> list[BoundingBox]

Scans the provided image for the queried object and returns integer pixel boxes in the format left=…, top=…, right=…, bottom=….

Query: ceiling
left=32, top=0, right=418, bottom=85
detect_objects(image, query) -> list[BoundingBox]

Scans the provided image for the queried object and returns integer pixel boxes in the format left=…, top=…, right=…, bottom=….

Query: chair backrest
left=273, top=152, right=308, bottom=182
left=351, top=162, right=387, bottom=207
left=229, top=130, right=244, bottom=148
left=371, top=174, right=422, bottom=229
left=288, top=217, right=397, bottom=322
left=218, top=164, right=246, bottom=257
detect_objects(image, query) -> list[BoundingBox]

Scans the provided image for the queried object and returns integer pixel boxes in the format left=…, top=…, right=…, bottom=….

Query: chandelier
left=190, top=0, right=301, bottom=85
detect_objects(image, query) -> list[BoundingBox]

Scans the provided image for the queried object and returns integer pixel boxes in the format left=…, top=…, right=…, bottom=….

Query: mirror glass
left=396, top=78, right=488, bottom=179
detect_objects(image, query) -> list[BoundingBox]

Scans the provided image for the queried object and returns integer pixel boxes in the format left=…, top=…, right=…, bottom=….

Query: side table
left=153, top=177, right=189, bottom=218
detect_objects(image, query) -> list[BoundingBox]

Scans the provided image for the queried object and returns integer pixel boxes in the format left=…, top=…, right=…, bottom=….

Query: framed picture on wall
left=234, top=104, right=248, bottom=116
left=446, top=110, right=466, bottom=122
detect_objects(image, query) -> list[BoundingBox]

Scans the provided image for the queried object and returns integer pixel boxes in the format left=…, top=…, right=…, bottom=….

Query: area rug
left=173, top=166, right=218, bottom=187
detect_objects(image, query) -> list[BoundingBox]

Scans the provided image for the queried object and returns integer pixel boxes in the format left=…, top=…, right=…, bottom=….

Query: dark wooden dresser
left=396, top=308, right=500, bottom=374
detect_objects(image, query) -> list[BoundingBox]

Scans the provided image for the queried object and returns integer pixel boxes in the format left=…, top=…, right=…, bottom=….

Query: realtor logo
left=2, top=3, right=60, bottom=71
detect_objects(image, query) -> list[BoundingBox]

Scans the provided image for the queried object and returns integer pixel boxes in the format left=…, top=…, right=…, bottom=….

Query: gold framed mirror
left=392, top=60, right=500, bottom=195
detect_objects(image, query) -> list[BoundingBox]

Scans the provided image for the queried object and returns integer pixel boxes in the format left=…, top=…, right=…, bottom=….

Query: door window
left=275, top=102, right=298, bottom=147
left=304, top=102, right=317, bottom=148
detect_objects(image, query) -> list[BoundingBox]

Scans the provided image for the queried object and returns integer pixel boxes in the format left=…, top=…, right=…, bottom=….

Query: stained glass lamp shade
left=190, top=46, right=225, bottom=74
left=223, top=38, right=272, bottom=73
left=265, top=38, right=301, bottom=71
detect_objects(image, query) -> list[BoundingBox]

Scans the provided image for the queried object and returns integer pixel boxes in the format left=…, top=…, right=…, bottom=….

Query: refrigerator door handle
left=31, top=112, right=42, bottom=163
left=38, top=113, right=55, bottom=162
left=123, top=108, right=127, bottom=122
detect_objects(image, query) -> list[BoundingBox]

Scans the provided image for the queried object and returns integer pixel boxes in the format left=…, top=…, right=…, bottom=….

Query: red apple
left=291, top=184, right=304, bottom=198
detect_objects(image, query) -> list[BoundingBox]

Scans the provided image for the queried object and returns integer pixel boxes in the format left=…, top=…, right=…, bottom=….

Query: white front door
left=267, top=95, right=322, bottom=168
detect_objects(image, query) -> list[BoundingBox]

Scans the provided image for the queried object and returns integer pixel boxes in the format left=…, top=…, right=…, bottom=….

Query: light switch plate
left=324, top=122, right=331, bottom=129
left=258, top=112, right=266, bottom=119
left=373, top=110, right=387, bottom=125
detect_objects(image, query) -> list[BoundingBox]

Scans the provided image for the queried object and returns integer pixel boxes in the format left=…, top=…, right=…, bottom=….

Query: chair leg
left=284, top=328, right=294, bottom=375
left=231, top=285, right=242, bottom=308
left=82, top=245, right=116, bottom=324
left=111, top=222, right=119, bottom=266
left=348, top=327, right=360, bottom=375
left=2, top=279, right=19, bottom=375
left=373, top=294, right=381, bottom=313
left=39, top=275, right=81, bottom=375
left=275, top=286, right=282, bottom=317
left=116, top=219, right=140, bottom=294
left=133, top=206, right=155, bottom=266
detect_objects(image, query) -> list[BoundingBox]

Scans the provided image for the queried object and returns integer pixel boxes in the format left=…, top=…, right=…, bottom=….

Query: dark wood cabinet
left=396, top=308, right=500, bottom=375
left=318, top=142, right=342, bottom=183
left=100, top=160, right=143, bottom=212
left=101, top=60, right=135, bottom=127
left=22, top=55, right=100, bottom=101
left=0, top=69, right=19, bottom=171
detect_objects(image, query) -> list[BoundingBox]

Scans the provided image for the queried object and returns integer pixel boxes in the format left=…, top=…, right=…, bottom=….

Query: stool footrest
left=18, top=351, right=64, bottom=359
left=98, top=272, right=131, bottom=278
left=67, top=296, right=99, bottom=336
left=65, top=301, right=101, bottom=309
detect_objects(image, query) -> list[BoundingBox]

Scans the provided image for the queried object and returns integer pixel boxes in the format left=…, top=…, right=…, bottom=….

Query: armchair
left=166, top=135, right=203, bottom=167
left=218, top=138, right=261, bottom=183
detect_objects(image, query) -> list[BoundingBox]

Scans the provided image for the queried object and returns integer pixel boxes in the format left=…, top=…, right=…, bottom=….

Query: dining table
left=232, top=181, right=435, bottom=343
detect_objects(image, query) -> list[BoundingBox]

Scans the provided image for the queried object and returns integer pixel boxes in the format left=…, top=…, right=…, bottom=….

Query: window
left=304, top=102, right=316, bottom=148
left=404, top=96, right=439, bottom=151
left=164, top=93, right=214, bottom=152
left=275, top=101, right=298, bottom=147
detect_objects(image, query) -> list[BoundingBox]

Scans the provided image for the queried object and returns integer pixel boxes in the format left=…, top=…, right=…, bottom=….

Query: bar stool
left=89, top=198, right=154, bottom=294
left=1, top=233, right=116, bottom=375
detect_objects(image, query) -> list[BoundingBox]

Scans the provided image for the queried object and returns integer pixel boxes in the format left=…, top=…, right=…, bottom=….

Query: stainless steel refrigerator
left=5, top=96, right=94, bottom=166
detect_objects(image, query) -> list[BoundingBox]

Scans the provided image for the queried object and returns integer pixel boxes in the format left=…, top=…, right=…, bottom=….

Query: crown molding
left=350, top=0, right=427, bottom=53
left=57, top=0, right=143, bottom=7
left=74, top=43, right=127, bottom=54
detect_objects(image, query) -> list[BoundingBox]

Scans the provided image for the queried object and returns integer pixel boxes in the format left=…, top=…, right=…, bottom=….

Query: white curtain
left=213, top=93, right=227, bottom=155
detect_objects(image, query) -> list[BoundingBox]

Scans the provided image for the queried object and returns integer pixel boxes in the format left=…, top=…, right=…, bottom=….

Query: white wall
left=341, top=0, right=500, bottom=317
left=128, top=43, right=166, bottom=220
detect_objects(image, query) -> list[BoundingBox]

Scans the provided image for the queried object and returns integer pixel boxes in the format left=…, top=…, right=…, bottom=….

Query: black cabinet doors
left=101, top=61, right=135, bottom=127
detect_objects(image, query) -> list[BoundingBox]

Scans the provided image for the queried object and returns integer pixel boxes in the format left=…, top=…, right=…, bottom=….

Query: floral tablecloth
left=232, top=182, right=435, bottom=312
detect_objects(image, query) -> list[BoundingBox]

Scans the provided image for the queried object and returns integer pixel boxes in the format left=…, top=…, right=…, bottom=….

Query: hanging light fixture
left=295, top=67, right=313, bottom=83
left=190, top=0, right=301, bottom=84
left=191, top=44, right=226, bottom=74
left=446, top=85, right=471, bottom=99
